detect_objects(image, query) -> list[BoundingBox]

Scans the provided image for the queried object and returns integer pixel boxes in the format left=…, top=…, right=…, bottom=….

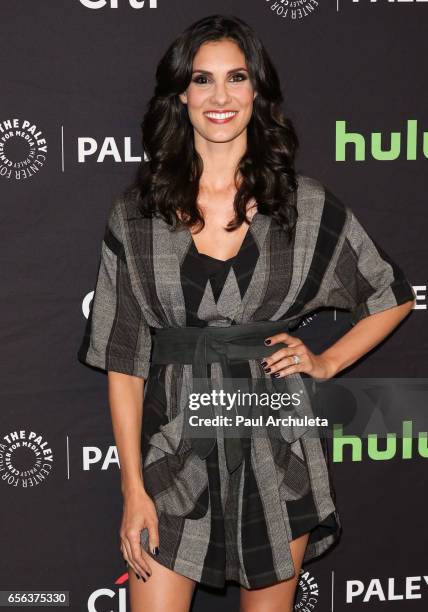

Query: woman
left=78, top=14, right=416, bottom=612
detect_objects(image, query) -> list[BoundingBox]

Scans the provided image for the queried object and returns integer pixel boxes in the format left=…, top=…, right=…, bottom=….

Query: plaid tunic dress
left=77, top=173, right=415, bottom=589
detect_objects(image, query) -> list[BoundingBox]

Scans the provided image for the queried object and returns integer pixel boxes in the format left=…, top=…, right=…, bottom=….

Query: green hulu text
left=335, top=119, right=427, bottom=161
left=332, top=421, right=428, bottom=462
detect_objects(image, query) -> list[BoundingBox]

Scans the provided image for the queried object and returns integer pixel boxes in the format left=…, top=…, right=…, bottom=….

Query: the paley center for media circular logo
left=0, top=118, right=47, bottom=180
left=265, top=0, right=320, bottom=20
left=295, top=568, right=321, bottom=610
left=0, top=430, right=54, bottom=487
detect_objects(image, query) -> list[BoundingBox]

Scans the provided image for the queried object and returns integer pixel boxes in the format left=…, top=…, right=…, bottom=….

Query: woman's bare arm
left=108, top=371, right=159, bottom=581
left=262, top=299, right=416, bottom=380
left=320, top=299, right=416, bottom=376
left=108, top=372, right=145, bottom=494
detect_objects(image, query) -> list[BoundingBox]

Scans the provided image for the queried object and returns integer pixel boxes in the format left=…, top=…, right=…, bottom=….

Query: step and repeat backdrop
left=1, top=1, right=426, bottom=611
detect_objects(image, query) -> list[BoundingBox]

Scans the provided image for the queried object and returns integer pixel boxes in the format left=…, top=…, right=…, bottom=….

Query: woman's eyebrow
left=191, top=67, right=248, bottom=75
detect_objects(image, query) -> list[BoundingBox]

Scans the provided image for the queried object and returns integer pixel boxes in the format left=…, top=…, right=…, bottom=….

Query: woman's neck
left=194, top=130, right=247, bottom=195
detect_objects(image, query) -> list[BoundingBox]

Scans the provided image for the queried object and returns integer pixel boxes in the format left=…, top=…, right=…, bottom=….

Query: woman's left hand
left=262, top=331, right=337, bottom=382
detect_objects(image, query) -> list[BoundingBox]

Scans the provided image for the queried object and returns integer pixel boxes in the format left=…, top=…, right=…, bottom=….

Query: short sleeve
left=326, top=200, right=416, bottom=327
left=77, top=198, right=152, bottom=378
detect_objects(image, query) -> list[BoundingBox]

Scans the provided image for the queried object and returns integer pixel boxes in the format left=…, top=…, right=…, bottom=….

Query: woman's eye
left=192, top=75, right=210, bottom=85
left=191, top=73, right=248, bottom=85
left=230, top=73, right=247, bottom=82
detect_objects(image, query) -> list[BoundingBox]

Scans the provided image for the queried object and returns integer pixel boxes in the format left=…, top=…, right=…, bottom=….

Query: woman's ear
left=179, top=92, right=187, bottom=104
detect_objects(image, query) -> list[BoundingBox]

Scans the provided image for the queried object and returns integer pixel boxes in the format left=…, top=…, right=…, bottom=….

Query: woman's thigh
left=128, top=551, right=197, bottom=612
left=239, top=531, right=310, bottom=612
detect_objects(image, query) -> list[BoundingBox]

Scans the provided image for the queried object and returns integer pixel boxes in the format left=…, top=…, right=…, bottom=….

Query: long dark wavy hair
left=125, top=14, right=299, bottom=235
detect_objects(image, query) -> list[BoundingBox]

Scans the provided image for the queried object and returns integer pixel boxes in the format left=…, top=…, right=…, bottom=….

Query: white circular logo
left=294, top=568, right=320, bottom=610
left=0, top=430, right=54, bottom=487
left=0, top=118, right=47, bottom=180
left=265, top=0, right=320, bottom=21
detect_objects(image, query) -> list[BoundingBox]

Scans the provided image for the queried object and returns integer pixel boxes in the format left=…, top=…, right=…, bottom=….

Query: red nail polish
left=264, top=339, right=271, bottom=345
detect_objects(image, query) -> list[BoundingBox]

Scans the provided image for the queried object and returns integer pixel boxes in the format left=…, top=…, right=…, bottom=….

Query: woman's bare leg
left=129, top=550, right=197, bottom=612
left=239, top=531, right=310, bottom=612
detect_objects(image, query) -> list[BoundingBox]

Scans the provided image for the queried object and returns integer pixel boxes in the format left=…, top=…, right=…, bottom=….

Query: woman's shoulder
left=295, top=172, right=325, bottom=196
left=295, top=172, right=329, bottom=203
left=295, top=172, right=348, bottom=218
left=111, top=188, right=154, bottom=223
left=104, top=188, right=153, bottom=246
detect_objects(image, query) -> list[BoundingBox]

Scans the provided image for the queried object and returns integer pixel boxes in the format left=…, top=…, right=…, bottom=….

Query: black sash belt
left=150, top=319, right=312, bottom=474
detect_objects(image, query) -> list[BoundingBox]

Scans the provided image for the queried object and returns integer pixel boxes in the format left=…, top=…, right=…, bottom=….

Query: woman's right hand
left=120, top=486, right=159, bottom=581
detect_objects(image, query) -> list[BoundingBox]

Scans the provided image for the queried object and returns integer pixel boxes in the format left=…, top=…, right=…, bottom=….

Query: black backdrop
left=1, top=1, right=426, bottom=611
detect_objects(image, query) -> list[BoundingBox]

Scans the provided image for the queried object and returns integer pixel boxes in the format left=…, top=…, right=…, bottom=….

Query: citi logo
left=333, top=420, right=428, bottom=462
left=88, top=571, right=129, bottom=611
left=336, top=119, right=428, bottom=161
left=79, top=0, right=157, bottom=8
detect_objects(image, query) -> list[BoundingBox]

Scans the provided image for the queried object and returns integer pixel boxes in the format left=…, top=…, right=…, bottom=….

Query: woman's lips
left=204, top=111, right=238, bottom=124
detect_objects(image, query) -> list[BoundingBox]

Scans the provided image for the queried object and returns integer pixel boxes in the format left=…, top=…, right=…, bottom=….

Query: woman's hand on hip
left=262, top=331, right=337, bottom=381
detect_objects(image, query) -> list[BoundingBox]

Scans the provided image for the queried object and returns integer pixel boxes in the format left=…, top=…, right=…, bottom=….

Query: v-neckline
left=150, top=209, right=272, bottom=324
left=188, top=211, right=259, bottom=264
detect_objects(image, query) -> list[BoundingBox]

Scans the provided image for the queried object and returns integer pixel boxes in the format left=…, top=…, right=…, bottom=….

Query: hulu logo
left=335, top=119, right=427, bottom=161
left=333, top=420, right=428, bottom=462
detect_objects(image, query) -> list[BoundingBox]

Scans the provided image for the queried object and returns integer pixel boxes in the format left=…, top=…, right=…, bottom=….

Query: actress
left=78, top=14, right=416, bottom=612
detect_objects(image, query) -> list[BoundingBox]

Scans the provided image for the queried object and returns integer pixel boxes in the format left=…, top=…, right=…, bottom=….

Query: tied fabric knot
left=187, top=329, right=244, bottom=474
left=149, top=319, right=312, bottom=476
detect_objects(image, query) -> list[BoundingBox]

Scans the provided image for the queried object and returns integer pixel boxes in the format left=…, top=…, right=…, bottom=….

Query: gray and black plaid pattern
left=78, top=173, right=415, bottom=588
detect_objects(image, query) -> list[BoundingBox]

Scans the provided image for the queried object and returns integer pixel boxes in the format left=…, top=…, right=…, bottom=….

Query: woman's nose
left=211, top=83, right=230, bottom=105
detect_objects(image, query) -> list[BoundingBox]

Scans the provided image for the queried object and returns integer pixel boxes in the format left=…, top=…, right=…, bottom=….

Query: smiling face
left=179, top=38, right=257, bottom=144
